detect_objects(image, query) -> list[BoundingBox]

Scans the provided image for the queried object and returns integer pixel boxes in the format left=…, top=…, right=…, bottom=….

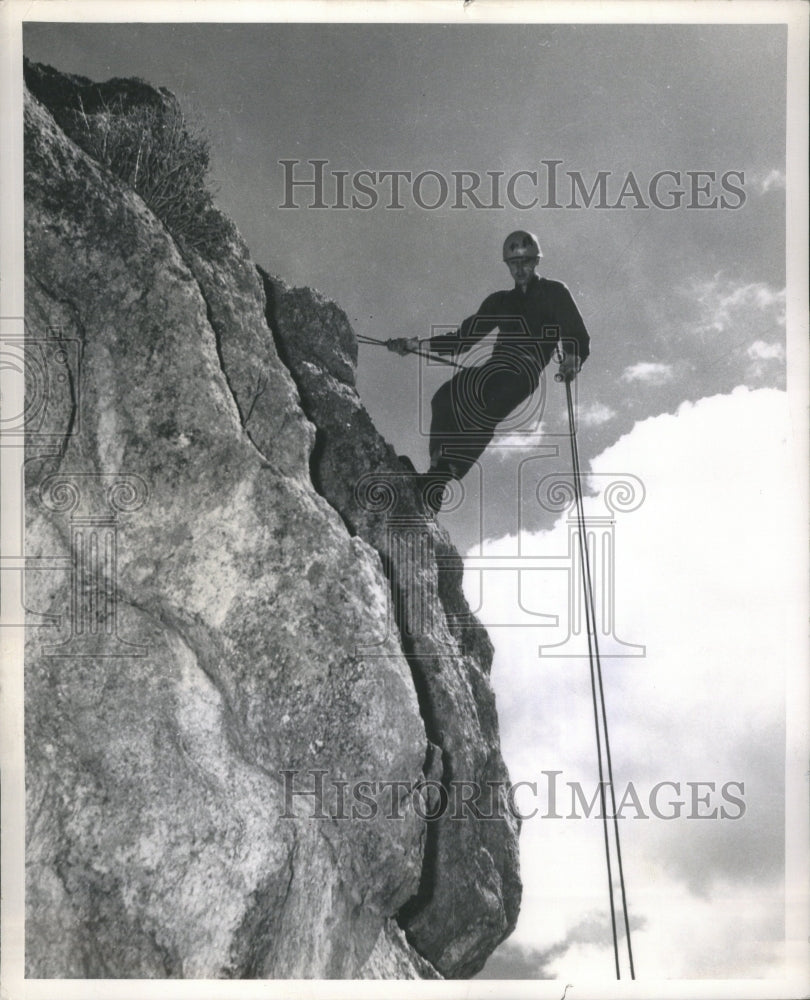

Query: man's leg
left=429, top=370, right=492, bottom=481
left=428, top=376, right=460, bottom=470
left=423, top=364, right=540, bottom=511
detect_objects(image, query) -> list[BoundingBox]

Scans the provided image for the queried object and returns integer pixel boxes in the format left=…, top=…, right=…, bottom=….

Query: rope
left=356, top=333, right=467, bottom=370
left=562, top=376, right=635, bottom=980
left=359, top=334, right=635, bottom=975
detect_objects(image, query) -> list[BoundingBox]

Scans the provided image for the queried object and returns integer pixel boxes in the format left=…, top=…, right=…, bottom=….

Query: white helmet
left=502, top=230, right=542, bottom=262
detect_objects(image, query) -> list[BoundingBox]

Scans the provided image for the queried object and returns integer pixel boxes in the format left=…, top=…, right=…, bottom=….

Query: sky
left=470, top=386, right=801, bottom=980
left=22, top=20, right=789, bottom=553
left=20, top=11, right=806, bottom=990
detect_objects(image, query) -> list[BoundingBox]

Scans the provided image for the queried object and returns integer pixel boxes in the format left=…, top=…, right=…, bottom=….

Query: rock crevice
left=259, top=270, right=521, bottom=977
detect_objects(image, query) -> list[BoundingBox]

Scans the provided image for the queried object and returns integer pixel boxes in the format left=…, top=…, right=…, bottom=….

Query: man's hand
left=387, top=337, right=419, bottom=356
left=557, top=354, right=582, bottom=381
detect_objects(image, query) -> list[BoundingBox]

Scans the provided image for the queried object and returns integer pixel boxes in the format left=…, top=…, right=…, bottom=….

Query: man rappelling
left=386, top=230, right=590, bottom=512
left=386, top=233, right=635, bottom=980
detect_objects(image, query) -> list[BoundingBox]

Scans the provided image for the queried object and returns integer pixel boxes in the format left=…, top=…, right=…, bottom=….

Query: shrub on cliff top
left=63, top=96, right=235, bottom=260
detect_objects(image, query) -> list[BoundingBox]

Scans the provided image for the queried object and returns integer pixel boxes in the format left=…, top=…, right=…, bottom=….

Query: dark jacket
left=427, top=275, right=590, bottom=374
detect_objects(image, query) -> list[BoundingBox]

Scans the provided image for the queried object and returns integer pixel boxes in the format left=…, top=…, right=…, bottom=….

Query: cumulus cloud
left=620, top=362, right=674, bottom=385
left=467, top=387, right=801, bottom=979
left=748, top=339, right=785, bottom=362
left=578, top=401, right=616, bottom=427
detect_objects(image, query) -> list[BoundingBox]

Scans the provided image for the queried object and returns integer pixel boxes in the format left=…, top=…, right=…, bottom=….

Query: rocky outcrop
left=262, top=273, right=521, bottom=975
left=23, top=63, right=520, bottom=980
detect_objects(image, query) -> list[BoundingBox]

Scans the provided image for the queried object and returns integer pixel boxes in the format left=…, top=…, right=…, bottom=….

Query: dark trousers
left=429, top=356, right=544, bottom=479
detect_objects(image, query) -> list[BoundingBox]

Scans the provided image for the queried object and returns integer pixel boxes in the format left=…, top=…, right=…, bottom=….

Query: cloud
left=466, top=386, right=800, bottom=979
left=758, top=169, right=786, bottom=194
left=690, top=275, right=786, bottom=336
left=670, top=276, right=787, bottom=390
left=478, top=912, right=646, bottom=980
left=490, top=427, right=546, bottom=454
left=620, top=362, right=674, bottom=385
left=746, top=339, right=786, bottom=379
left=476, top=940, right=557, bottom=980
left=578, top=401, right=616, bottom=427
left=747, top=339, right=785, bottom=362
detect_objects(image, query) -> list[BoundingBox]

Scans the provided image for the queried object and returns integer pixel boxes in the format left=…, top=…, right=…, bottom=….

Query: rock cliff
left=22, top=61, right=520, bottom=979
